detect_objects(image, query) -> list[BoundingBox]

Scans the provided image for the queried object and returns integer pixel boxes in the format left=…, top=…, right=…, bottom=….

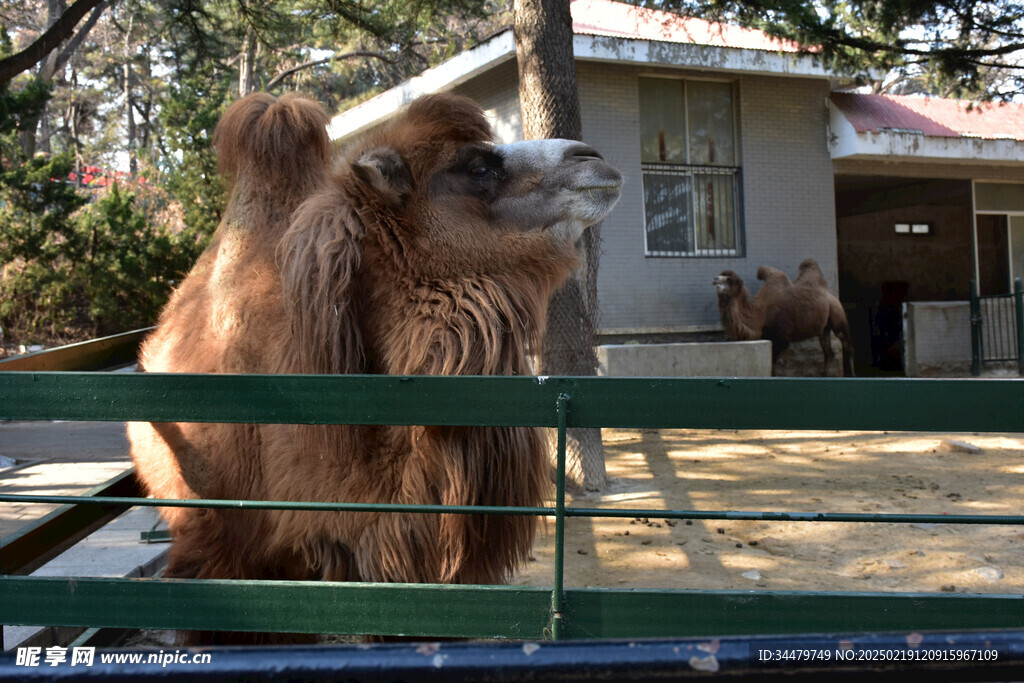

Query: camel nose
left=566, top=143, right=604, bottom=163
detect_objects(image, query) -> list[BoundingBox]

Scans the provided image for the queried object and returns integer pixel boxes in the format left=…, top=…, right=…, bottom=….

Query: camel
left=126, top=92, right=622, bottom=643
left=713, top=259, right=854, bottom=376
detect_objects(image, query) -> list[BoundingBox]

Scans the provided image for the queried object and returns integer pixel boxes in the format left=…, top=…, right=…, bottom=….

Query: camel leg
left=819, top=330, right=835, bottom=377
left=168, top=510, right=320, bottom=645
left=831, top=318, right=856, bottom=377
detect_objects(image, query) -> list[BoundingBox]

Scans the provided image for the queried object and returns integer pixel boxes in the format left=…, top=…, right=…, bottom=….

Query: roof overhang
left=828, top=99, right=1024, bottom=166
left=573, top=33, right=830, bottom=78
left=327, top=31, right=517, bottom=142
left=329, top=29, right=832, bottom=143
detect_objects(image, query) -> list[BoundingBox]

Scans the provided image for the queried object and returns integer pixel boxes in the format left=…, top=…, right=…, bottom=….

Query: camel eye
left=469, top=165, right=494, bottom=180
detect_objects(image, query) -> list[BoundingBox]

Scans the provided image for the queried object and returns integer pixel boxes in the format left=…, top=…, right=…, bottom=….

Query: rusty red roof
left=830, top=92, right=1024, bottom=141
left=570, top=0, right=804, bottom=53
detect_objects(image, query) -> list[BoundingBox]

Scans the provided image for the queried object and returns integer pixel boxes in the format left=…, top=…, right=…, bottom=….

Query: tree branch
left=265, top=50, right=395, bottom=90
left=0, top=0, right=106, bottom=87
left=54, top=1, right=109, bottom=76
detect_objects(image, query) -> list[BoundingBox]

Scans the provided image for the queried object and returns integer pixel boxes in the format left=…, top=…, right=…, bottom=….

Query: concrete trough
left=597, top=340, right=772, bottom=377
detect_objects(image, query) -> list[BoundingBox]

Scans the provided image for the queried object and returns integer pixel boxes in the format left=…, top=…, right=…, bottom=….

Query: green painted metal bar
left=0, top=576, right=551, bottom=639
left=0, top=493, right=552, bottom=517
left=1015, top=277, right=1024, bottom=376
left=559, top=587, right=1024, bottom=639
left=5, top=493, right=1024, bottom=527
left=564, top=507, right=1024, bottom=525
left=0, top=328, right=150, bottom=372
left=1, top=372, right=1023, bottom=431
left=0, top=469, right=140, bottom=575
left=3, top=575, right=1024, bottom=640
left=550, top=393, right=570, bottom=640
left=971, top=278, right=982, bottom=376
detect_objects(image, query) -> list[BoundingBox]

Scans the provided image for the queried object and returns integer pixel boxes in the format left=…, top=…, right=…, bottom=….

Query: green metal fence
left=2, top=334, right=1024, bottom=643
left=971, top=277, right=1024, bottom=376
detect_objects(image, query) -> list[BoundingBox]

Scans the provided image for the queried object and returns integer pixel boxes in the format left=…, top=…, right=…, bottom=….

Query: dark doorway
left=834, top=176, right=973, bottom=375
left=976, top=214, right=1010, bottom=295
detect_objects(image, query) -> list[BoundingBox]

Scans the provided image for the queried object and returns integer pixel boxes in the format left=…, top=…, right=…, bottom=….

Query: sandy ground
left=4, top=421, right=1021, bottom=598
left=514, top=428, right=1024, bottom=595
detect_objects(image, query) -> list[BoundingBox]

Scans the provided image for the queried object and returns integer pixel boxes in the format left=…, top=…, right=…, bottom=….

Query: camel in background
left=714, top=259, right=854, bottom=376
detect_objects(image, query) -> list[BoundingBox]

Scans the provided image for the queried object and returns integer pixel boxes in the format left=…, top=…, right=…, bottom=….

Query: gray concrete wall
left=597, top=340, right=772, bottom=377
left=904, top=301, right=973, bottom=377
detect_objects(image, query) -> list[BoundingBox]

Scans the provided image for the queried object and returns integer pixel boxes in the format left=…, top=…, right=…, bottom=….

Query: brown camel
left=713, top=259, right=854, bottom=376
left=126, top=92, right=622, bottom=643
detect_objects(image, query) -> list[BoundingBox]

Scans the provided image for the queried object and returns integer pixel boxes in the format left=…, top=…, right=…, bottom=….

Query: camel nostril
left=568, top=144, right=604, bottom=162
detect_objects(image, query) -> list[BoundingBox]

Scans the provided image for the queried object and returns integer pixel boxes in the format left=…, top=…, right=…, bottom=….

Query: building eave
left=329, top=30, right=833, bottom=143
left=573, top=33, right=831, bottom=79
left=327, top=31, right=517, bottom=143
left=828, top=99, right=1024, bottom=167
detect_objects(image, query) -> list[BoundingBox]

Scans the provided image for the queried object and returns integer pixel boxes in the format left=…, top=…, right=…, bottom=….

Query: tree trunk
left=239, top=27, right=259, bottom=97
left=514, top=0, right=606, bottom=491
left=123, top=11, right=137, bottom=176
left=15, top=0, right=106, bottom=158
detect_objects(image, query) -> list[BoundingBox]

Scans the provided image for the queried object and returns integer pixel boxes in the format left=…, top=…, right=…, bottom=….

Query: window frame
left=638, top=76, right=744, bottom=258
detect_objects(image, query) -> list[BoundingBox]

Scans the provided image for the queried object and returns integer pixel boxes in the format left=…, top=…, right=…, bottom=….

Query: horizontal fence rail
left=2, top=370, right=1024, bottom=649
left=0, top=328, right=150, bottom=372
left=2, top=372, right=1023, bottom=431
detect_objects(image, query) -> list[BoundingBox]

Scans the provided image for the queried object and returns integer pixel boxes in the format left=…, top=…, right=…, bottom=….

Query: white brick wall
left=455, top=60, right=522, bottom=143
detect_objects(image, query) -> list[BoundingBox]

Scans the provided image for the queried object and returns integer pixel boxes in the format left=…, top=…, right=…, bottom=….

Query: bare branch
left=265, top=50, right=396, bottom=90
left=0, top=0, right=106, bottom=87
left=54, top=1, right=109, bottom=76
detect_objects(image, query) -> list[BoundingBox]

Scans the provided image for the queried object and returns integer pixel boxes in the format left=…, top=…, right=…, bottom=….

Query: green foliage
left=73, top=182, right=195, bottom=336
left=647, top=0, right=1024, bottom=101
left=158, top=69, right=227, bottom=242
left=0, top=81, right=89, bottom=342
left=0, top=81, right=204, bottom=343
left=1, top=1, right=510, bottom=347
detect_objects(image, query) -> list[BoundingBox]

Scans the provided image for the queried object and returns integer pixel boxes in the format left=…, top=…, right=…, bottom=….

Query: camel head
left=279, top=94, right=622, bottom=376
left=340, top=94, right=622, bottom=277
left=713, top=270, right=746, bottom=298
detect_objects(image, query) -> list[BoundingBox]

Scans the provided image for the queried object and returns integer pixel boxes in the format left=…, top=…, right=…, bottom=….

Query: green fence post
left=1015, top=278, right=1023, bottom=377
left=970, top=279, right=982, bottom=376
left=550, top=393, right=570, bottom=640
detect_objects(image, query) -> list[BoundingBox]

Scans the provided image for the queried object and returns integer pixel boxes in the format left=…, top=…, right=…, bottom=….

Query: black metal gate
left=971, top=278, right=1024, bottom=375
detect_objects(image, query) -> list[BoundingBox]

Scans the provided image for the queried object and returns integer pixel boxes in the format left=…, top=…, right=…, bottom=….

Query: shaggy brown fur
left=713, top=259, right=854, bottom=376
left=126, top=92, right=621, bottom=643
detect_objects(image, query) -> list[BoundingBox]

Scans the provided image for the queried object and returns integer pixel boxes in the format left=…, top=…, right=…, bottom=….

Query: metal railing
left=2, top=373, right=1024, bottom=640
left=971, top=277, right=1024, bottom=376
left=2, top=333, right=1024, bottom=676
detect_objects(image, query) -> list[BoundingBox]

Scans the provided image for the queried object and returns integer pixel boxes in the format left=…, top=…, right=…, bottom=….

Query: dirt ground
left=514, top=428, right=1024, bottom=595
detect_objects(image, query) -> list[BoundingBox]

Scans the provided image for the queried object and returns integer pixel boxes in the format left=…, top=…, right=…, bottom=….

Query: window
left=639, top=77, right=742, bottom=256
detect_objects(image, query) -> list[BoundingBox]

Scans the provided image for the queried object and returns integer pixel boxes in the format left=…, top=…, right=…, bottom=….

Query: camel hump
left=214, top=92, right=332, bottom=193
left=756, top=265, right=789, bottom=285
left=796, top=259, right=829, bottom=288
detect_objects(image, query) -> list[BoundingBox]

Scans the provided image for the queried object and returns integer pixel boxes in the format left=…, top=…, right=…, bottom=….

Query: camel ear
left=278, top=187, right=366, bottom=374
left=351, top=147, right=412, bottom=209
